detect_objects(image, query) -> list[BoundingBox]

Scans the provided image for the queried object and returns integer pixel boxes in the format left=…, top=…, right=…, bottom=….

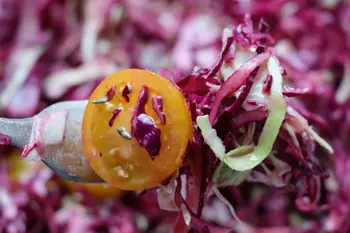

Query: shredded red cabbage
left=262, top=74, right=272, bottom=94
left=282, top=87, right=309, bottom=97
left=152, top=96, right=166, bottom=124
left=131, top=86, right=161, bottom=160
left=206, top=36, right=234, bottom=79
left=209, top=49, right=271, bottom=124
left=122, top=84, right=132, bottom=103
left=222, top=67, right=259, bottom=119
left=107, top=85, right=116, bottom=100
left=108, top=108, right=122, bottom=127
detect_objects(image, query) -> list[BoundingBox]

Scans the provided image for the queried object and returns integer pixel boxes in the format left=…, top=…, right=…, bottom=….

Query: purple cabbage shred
left=106, top=85, right=117, bottom=100
left=122, top=84, right=132, bottom=102
left=108, top=108, right=122, bottom=127
left=152, top=96, right=166, bottom=124
left=131, top=86, right=161, bottom=159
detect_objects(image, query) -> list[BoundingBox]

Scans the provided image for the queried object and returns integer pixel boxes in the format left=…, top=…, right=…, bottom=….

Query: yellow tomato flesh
left=82, top=69, right=192, bottom=190
left=7, top=149, right=42, bottom=181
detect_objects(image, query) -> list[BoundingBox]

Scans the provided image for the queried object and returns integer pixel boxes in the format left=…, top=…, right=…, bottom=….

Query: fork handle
left=0, top=117, right=33, bottom=148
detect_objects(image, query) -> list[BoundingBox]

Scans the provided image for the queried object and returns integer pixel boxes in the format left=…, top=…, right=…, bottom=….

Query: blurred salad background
left=0, top=0, right=349, bottom=232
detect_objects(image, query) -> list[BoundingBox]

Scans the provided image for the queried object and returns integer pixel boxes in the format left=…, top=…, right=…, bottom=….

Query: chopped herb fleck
left=92, top=85, right=116, bottom=104
left=109, top=108, right=122, bottom=127
left=117, top=127, right=132, bottom=140
left=92, top=96, right=108, bottom=104
left=122, top=84, right=132, bottom=102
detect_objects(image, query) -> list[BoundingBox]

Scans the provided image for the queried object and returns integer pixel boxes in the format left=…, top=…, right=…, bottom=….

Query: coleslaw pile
left=0, top=0, right=349, bottom=233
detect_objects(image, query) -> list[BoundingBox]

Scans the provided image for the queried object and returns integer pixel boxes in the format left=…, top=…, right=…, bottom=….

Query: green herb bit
left=117, top=127, right=132, bottom=140
left=92, top=96, right=108, bottom=104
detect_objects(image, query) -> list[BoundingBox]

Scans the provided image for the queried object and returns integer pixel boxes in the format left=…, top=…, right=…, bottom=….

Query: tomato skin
left=82, top=69, right=192, bottom=190
left=6, top=149, right=125, bottom=199
left=7, top=149, right=42, bottom=181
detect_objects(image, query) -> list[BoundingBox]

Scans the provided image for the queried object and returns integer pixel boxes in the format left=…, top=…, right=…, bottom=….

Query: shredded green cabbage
left=213, top=162, right=251, bottom=186
left=196, top=115, right=225, bottom=160
left=225, top=144, right=254, bottom=157
left=197, top=56, right=287, bottom=172
left=308, top=127, right=334, bottom=154
left=224, top=56, right=287, bottom=171
left=287, top=106, right=334, bottom=154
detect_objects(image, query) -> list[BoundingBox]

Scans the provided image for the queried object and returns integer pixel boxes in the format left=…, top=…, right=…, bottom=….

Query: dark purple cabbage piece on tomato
left=122, top=84, right=132, bottom=103
left=108, top=108, right=122, bottom=127
left=152, top=96, right=166, bottom=124
left=131, top=86, right=161, bottom=160
left=133, top=113, right=161, bottom=159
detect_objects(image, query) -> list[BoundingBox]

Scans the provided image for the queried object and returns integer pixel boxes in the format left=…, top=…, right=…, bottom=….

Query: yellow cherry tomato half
left=82, top=69, right=192, bottom=190
left=7, top=148, right=42, bottom=181
left=61, top=180, right=125, bottom=200
left=6, top=149, right=124, bottom=199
